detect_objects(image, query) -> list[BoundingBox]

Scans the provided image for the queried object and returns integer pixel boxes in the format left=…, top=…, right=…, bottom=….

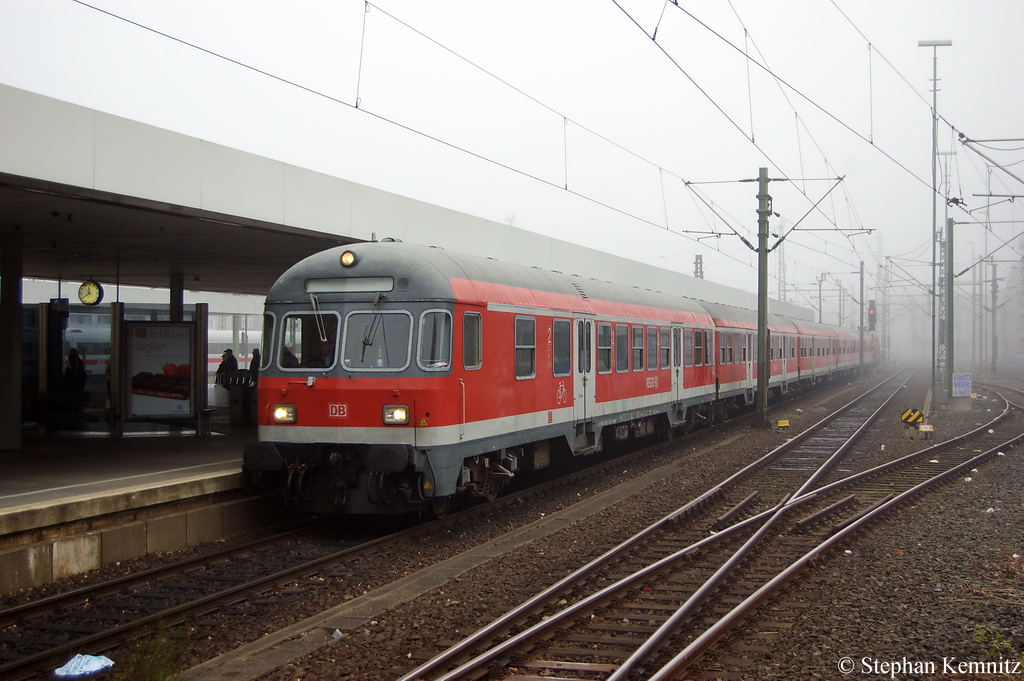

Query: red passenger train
left=243, top=241, right=873, bottom=515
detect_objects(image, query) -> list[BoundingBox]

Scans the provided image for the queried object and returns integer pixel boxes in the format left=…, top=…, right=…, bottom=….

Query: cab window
left=279, top=312, right=340, bottom=369
left=341, top=310, right=412, bottom=371
left=418, top=310, right=452, bottom=371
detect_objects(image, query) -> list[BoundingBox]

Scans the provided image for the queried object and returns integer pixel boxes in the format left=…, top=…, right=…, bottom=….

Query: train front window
left=341, top=310, right=413, bottom=371
left=279, top=312, right=340, bottom=369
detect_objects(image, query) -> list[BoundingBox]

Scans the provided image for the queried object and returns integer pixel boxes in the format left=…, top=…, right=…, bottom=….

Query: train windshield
left=342, top=310, right=413, bottom=371
left=279, top=312, right=340, bottom=369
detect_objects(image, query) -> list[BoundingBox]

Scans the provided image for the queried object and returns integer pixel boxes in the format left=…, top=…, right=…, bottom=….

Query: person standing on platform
left=216, top=348, right=238, bottom=387
left=63, top=348, right=87, bottom=392
left=250, top=348, right=261, bottom=385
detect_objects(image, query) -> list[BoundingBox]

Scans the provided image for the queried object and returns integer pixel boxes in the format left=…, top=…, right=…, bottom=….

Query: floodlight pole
left=756, top=167, right=771, bottom=428
left=859, top=260, right=865, bottom=374
left=919, top=38, right=951, bottom=408
left=945, top=217, right=955, bottom=397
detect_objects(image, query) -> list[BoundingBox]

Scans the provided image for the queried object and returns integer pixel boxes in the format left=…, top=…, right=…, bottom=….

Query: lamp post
left=918, top=39, right=952, bottom=408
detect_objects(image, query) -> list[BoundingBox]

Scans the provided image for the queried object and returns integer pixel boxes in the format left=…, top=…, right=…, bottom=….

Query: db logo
left=328, top=403, right=348, bottom=419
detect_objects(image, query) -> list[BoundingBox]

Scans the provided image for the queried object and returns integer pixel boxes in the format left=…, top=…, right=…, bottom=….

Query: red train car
left=243, top=242, right=869, bottom=515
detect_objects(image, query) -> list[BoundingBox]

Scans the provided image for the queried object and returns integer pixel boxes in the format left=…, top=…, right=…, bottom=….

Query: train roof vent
left=570, top=281, right=589, bottom=300
left=396, top=277, right=410, bottom=291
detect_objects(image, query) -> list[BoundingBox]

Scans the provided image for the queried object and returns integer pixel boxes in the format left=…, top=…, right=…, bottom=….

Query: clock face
left=78, top=280, right=103, bottom=305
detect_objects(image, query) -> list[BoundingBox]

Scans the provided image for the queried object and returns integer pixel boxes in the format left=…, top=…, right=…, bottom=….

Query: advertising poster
left=128, top=323, right=194, bottom=417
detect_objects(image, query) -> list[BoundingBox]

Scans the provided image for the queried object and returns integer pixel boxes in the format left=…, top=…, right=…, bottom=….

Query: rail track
left=2, top=370, right=997, bottom=680
left=398, top=372, right=1024, bottom=680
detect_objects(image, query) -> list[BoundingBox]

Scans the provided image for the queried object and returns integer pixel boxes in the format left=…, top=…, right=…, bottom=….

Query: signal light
left=868, top=300, right=876, bottom=331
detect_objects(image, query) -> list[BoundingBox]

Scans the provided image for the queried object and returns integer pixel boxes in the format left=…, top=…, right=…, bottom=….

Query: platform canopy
left=1, top=171, right=349, bottom=296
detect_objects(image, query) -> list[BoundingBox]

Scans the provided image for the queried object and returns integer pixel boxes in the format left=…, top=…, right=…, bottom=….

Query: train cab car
left=243, top=241, right=873, bottom=516
left=244, top=242, right=716, bottom=515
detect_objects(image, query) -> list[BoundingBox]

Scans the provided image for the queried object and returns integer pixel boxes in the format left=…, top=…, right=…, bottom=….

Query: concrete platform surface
left=0, top=417, right=254, bottom=528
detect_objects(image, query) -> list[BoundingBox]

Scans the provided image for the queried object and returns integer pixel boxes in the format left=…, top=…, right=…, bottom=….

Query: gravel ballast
left=240, top=375, right=1023, bottom=680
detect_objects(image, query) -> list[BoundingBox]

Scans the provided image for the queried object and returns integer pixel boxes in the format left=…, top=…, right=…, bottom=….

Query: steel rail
left=0, top=524, right=317, bottom=629
left=648, top=411, right=1024, bottom=679
left=400, top=369, right=913, bottom=680
left=0, top=448, right=664, bottom=680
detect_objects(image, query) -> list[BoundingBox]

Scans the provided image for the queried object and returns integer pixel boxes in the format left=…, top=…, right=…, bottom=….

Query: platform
left=4, top=414, right=251, bottom=511
left=0, top=414, right=263, bottom=593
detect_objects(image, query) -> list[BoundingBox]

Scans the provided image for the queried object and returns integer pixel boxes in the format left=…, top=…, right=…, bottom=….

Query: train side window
left=660, top=328, right=671, bottom=369
left=597, top=323, right=612, bottom=374
left=693, top=329, right=703, bottom=366
left=632, top=326, right=644, bottom=372
left=463, top=312, right=482, bottom=370
left=615, top=324, right=629, bottom=373
left=553, top=319, right=571, bottom=377
left=515, top=317, right=536, bottom=379
left=646, top=327, right=658, bottom=370
left=341, top=310, right=412, bottom=371
left=704, top=330, right=714, bottom=366
left=672, top=328, right=681, bottom=368
left=462, top=311, right=481, bottom=368
left=418, top=310, right=452, bottom=371
left=684, top=329, right=693, bottom=367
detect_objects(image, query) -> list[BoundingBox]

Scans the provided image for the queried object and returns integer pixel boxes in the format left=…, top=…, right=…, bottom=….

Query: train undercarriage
left=244, top=370, right=854, bottom=516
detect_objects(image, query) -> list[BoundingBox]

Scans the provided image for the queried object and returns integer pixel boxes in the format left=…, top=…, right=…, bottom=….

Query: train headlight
left=382, top=405, right=410, bottom=425
left=340, top=250, right=357, bottom=267
left=272, top=404, right=297, bottom=423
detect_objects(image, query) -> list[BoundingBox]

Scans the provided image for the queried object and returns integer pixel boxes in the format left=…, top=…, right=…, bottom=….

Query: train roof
left=268, top=242, right=718, bottom=324
left=698, top=301, right=858, bottom=338
left=268, top=242, right=860, bottom=336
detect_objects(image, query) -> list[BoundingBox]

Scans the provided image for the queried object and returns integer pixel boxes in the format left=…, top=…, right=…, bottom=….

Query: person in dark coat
left=216, top=348, right=238, bottom=387
left=249, top=348, right=261, bottom=385
left=63, top=348, right=87, bottom=392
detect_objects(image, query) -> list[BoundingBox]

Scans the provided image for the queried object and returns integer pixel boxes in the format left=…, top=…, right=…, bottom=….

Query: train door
left=573, top=316, right=595, bottom=425
left=744, top=332, right=754, bottom=388
left=672, top=326, right=684, bottom=403
left=780, top=335, right=789, bottom=386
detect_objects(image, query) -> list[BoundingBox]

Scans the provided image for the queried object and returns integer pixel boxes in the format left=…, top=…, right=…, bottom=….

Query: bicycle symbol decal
left=556, top=381, right=568, bottom=405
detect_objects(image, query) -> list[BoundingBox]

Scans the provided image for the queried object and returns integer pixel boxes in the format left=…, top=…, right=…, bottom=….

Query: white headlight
left=272, top=404, right=297, bottom=423
left=383, top=405, right=409, bottom=425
